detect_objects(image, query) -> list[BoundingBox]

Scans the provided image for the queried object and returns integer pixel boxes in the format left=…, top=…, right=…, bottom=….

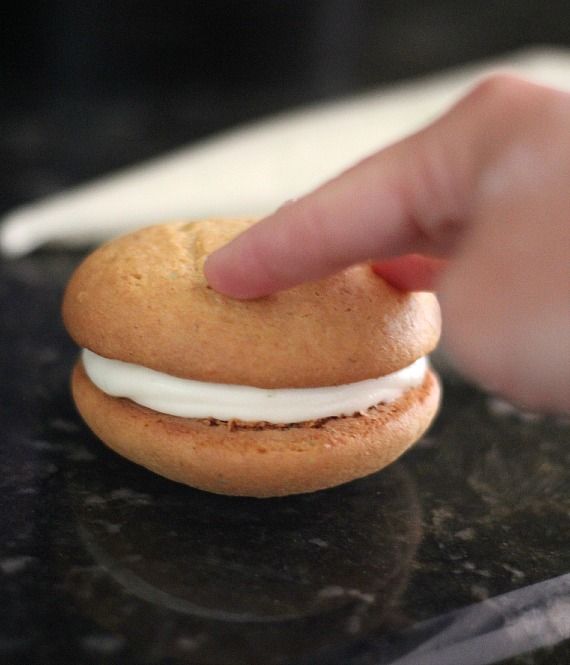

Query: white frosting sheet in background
left=1, top=46, right=570, bottom=257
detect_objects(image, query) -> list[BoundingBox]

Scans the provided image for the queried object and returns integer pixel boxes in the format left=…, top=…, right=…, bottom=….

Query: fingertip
left=204, top=242, right=275, bottom=300
left=202, top=251, right=222, bottom=288
left=204, top=248, right=248, bottom=299
left=203, top=251, right=229, bottom=294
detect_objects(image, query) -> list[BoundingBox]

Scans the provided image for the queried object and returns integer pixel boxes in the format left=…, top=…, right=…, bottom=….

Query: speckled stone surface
left=1, top=251, right=569, bottom=665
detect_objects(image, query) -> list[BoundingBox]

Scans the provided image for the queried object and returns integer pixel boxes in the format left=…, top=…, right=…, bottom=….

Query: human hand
left=205, top=75, right=570, bottom=412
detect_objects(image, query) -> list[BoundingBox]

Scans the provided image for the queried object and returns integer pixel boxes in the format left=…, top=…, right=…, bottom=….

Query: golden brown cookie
left=63, top=218, right=442, bottom=497
left=62, top=219, right=440, bottom=387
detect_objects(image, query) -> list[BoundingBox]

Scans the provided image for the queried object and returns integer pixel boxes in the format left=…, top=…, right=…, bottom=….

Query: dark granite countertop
left=1, top=249, right=569, bottom=665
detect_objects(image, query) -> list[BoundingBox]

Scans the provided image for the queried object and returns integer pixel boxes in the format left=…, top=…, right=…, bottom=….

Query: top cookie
left=62, top=219, right=441, bottom=388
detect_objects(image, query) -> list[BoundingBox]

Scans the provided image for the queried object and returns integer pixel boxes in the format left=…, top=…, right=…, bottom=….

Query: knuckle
left=464, top=73, right=566, bottom=124
left=465, top=74, right=536, bottom=118
left=472, top=73, right=528, bottom=102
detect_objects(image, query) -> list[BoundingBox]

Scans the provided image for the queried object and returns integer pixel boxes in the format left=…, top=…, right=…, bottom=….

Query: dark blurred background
left=3, top=0, right=570, bottom=216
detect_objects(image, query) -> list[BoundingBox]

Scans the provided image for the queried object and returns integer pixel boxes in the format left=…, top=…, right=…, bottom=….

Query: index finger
left=204, top=75, right=538, bottom=298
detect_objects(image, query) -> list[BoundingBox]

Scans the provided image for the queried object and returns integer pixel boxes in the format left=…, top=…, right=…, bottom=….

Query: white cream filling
left=82, top=349, right=428, bottom=424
